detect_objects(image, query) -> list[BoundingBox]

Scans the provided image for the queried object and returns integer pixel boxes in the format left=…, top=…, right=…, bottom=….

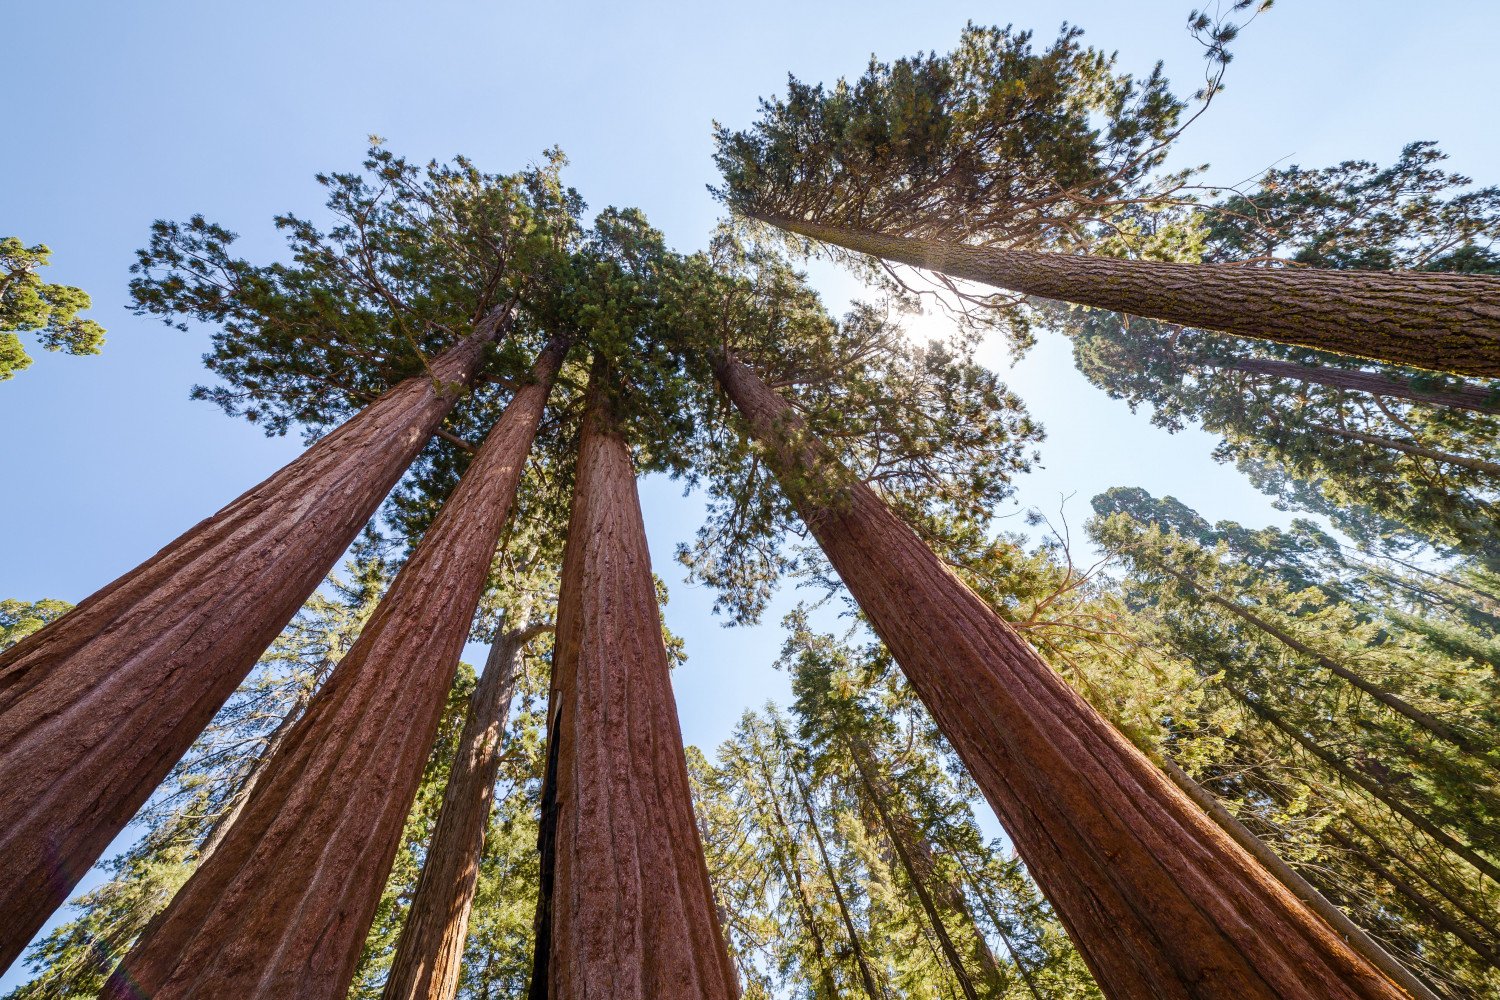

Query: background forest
left=2, top=2, right=1497, bottom=999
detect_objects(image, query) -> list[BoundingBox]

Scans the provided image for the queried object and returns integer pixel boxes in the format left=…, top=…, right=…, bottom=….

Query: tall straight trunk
left=101, top=338, right=567, bottom=1000
left=0, top=306, right=513, bottom=970
left=1206, top=354, right=1500, bottom=415
left=711, top=350, right=1412, bottom=1000
left=538, top=367, right=738, bottom=1000
left=382, top=617, right=549, bottom=1000
left=751, top=212, right=1500, bottom=378
left=844, top=739, right=993, bottom=999
left=1158, top=565, right=1489, bottom=757
left=790, top=766, right=884, bottom=1000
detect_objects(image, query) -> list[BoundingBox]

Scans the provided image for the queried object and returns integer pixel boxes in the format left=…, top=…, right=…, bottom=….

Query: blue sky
left=4, top=0, right=1499, bottom=987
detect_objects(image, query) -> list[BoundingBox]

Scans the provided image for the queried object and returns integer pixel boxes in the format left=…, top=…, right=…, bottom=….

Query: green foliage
left=0, top=237, right=104, bottom=383
left=670, top=232, right=1043, bottom=625
left=0, top=598, right=73, bottom=651
left=130, top=141, right=583, bottom=440
left=1086, top=487, right=1500, bottom=997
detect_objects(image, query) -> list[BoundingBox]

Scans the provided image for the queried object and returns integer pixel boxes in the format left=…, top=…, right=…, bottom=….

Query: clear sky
left=3, top=0, right=1498, bottom=987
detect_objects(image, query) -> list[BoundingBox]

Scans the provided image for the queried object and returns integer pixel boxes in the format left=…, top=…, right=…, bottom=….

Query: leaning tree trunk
left=751, top=212, right=1500, bottom=378
left=0, top=305, right=514, bottom=970
left=533, top=365, right=738, bottom=1000
left=382, top=617, right=549, bottom=1000
left=711, top=350, right=1413, bottom=1000
left=100, top=338, right=567, bottom=1000
left=1206, top=354, right=1500, bottom=415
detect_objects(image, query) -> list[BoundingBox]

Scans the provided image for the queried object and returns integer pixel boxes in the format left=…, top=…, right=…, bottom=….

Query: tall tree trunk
left=844, top=738, right=995, bottom=999
left=790, top=764, right=884, bottom=1000
left=1206, top=354, right=1500, bottom=415
left=0, top=306, right=515, bottom=970
left=537, top=365, right=739, bottom=1000
left=751, top=212, right=1500, bottom=378
left=711, top=350, right=1413, bottom=1000
left=382, top=616, right=550, bottom=1000
left=100, top=338, right=567, bottom=1000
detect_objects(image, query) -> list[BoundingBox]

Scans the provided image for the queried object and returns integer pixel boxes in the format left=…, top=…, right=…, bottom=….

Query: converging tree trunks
left=99, top=338, right=566, bottom=1000
left=0, top=311, right=512, bottom=969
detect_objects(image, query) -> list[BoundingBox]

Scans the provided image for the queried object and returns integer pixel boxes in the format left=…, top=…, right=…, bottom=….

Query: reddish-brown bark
left=99, top=338, right=567, bottom=1000
left=0, top=309, right=513, bottom=971
left=712, top=351, right=1412, bottom=1000
left=753, top=212, right=1500, bottom=379
left=381, top=620, right=548, bottom=1000
left=537, top=371, right=739, bottom=1000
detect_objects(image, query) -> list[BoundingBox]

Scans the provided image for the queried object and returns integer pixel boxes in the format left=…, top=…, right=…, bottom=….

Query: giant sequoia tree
left=0, top=148, right=581, bottom=968
left=713, top=20, right=1500, bottom=376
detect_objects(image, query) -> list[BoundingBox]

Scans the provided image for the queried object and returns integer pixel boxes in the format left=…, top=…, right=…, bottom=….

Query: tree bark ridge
left=99, top=337, right=566, bottom=1000
left=711, top=349, right=1412, bottom=1000
left=0, top=308, right=514, bottom=970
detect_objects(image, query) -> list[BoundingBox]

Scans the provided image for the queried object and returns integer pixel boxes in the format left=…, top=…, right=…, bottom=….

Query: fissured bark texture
left=712, top=352, right=1410, bottom=1000
left=0, top=312, right=510, bottom=970
left=99, top=339, right=567, bottom=1000
left=381, top=623, right=539, bottom=1000
left=539, top=375, right=739, bottom=1000
left=757, top=213, right=1500, bottom=379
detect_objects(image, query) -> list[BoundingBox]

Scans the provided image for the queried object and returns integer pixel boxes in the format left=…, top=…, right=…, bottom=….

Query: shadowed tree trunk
left=99, top=337, right=567, bottom=1000
left=0, top=305, right=515, bottom=971
left=535, top=365, right=739, bottom=1000
left=751, top=212, right=1500, bottom=378
left=710, top=349, right=1413, bottom=1000
left=382, top=616, right=551, bottom=1000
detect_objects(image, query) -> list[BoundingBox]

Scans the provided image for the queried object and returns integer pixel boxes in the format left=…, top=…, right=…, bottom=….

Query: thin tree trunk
left=751, top=212, right=1500, bottom=378
left=790, top=765, right=884, bottom=1000
left=1232, top=689, right=1500, bottom=886
left=195, top=659, right=333, bottom=863
left=747, top=754, right=841, bottom=999
left=101, top=337, right=567, bottom=1000
left=1304, top=421, right=1500, bottom=477
left=538, top=365, right=739, bottom=1000
left=1208, top=354, right=1500, bottom=415
left=845, top=740, right=991, bottom=999
left=1324, top=827, right=1500, bottom=970
left=0, top=305, right=515, bottom=969
left=952, top=852, right=1048, bottom=1000
left=711, top=349, right=1412, bottom=1000
left=1159, top=565, right=1490, bottom=757
left=382, top=616, right=551, bottom=1000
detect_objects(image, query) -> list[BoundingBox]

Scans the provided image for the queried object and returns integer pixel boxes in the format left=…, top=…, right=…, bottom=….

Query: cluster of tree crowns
left=3, top=5, right=1499, bottom=999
